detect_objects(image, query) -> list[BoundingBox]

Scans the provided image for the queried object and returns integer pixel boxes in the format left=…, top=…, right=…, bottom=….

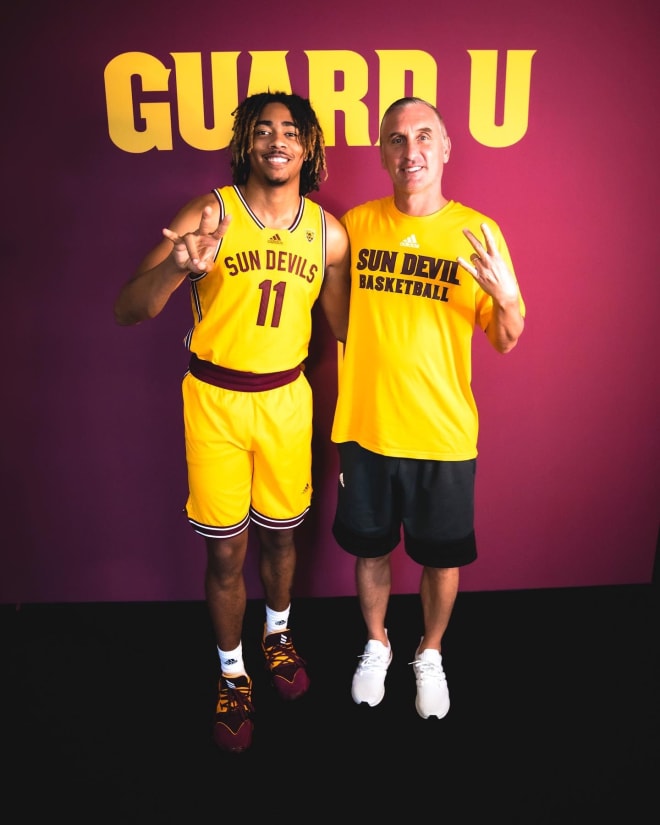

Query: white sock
left=218, top=643, right=245, bottom=676
left=265, top=604, right=290, bottom=634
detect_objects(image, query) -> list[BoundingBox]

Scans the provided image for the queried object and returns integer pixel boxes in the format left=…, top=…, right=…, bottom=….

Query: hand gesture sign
left=457, top=223, right=519, bottom=304
left=162, top=205, right=232, bottom=275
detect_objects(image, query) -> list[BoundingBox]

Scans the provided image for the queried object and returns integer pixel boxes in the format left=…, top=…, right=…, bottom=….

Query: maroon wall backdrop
left=3, top=0, right=658, bottom=604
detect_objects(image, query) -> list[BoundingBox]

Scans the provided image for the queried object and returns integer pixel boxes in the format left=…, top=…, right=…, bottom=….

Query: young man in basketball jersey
left=114, top=92, right=350, bottom=753
left=331, top=97, right=525, bottom=720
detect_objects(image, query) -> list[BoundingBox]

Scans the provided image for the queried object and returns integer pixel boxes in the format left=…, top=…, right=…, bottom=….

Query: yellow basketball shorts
left=182, top=370, right=313, bottom=538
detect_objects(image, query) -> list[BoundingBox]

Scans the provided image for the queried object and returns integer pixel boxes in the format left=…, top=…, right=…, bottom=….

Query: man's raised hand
left=457, top=222, right=519, bottom=304
left=162, top=206, right=233, bottom=274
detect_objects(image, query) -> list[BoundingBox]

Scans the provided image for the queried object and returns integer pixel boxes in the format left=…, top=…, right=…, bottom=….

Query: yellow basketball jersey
left=184, top=185, right=327, bottom=373
left=331, top=197, right=525, bottom=460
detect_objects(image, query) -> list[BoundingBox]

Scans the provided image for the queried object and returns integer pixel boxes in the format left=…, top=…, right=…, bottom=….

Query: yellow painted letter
left=468, top=50, right=536, bottom=147
left=172, top=52, right=240, bottom=150
left=376, top=50, right=438, bottom=141
left=246, top=51, right=293, bottom=96
left=306, top=50, right=370, bottom=146
left=104, top=52, right=173, bottom=153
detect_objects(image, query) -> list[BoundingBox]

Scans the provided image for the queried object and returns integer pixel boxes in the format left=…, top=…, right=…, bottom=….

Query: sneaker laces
left=357, top=648, right=390, bottom=672
left=264, top=633, right=305, bottom=668
left=217, top=678, right=254, bottom=717
left=410, top=656, right=446, bottom=683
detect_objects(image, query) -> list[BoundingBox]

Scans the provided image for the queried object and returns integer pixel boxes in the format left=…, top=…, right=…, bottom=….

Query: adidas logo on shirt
left=268, top=233, right=283, bottom=244
left=400, top=234, right=419, bottom=248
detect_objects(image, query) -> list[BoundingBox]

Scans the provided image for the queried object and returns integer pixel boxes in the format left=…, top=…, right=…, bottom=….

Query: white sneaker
left=411, top=648, right=450, bottom=719
left=351, top=638, right=393, bottom=706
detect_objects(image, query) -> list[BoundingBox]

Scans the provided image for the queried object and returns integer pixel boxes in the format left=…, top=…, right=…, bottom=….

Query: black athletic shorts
left=332, top=441, right=478, bottom=568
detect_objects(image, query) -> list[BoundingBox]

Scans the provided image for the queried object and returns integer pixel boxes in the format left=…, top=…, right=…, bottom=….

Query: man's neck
left=241, top=180, right=302, bottom=228
left=393, top=190, right=449, bottom=217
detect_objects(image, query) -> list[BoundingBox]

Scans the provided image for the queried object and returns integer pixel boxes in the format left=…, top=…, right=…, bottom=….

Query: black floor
left=5, top=584, right=658, bottom=823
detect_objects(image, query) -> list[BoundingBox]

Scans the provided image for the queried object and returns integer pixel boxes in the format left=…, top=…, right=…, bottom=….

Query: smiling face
left=248, top=102, right=305, bottom=189
left=379, top=100, right=452, bottom=202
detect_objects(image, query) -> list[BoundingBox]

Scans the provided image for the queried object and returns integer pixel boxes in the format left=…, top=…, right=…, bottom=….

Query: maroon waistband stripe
left=189, top=354, right=301, bottom=392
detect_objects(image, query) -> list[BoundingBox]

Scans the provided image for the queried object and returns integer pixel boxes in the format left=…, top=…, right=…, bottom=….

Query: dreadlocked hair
left=229, top=91, right=327, bottom=196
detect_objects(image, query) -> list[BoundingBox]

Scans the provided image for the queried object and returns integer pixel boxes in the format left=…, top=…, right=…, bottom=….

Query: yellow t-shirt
left=331, top=197, right=525, bottom=460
